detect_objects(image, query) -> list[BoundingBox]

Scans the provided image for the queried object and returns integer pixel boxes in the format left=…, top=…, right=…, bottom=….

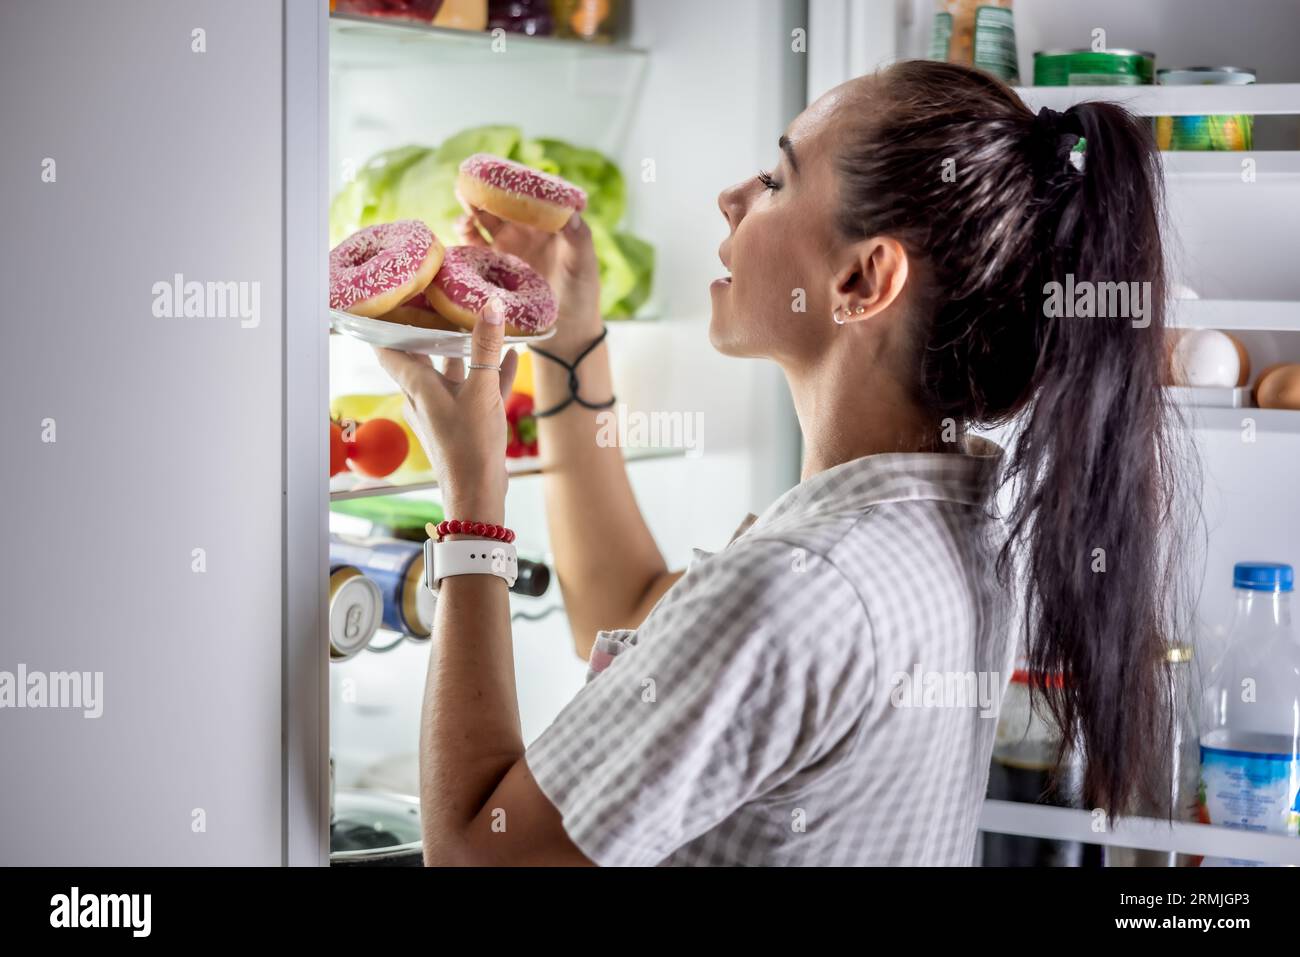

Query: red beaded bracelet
left=432, top=519, right=515, bottom=544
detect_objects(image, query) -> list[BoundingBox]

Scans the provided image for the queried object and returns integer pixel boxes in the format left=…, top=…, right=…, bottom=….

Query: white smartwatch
left=424, top=538, right=518, bottom=591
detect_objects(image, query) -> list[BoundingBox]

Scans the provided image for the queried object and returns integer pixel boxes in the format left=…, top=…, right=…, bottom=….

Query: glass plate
left=330, top=309, right=556, bottom=357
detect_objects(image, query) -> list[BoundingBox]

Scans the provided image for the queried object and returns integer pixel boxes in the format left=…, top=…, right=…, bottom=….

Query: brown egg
left=1256, top=364, right=1300, bottom=411
left=1163, top=329, right=1186, bottom=385
left=1253, top=363, right=1288, bottom=406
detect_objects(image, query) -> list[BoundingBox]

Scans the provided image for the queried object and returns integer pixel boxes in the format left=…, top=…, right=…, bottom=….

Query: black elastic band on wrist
left=530, top=326, right=616, bottom=419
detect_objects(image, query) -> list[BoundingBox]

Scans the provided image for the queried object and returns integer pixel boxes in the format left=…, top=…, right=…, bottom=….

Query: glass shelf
left=330, top=446, right=688, bottom=501
left=330, top=13, right=647, bottom=70
left=1015, top=83, right=1300, bottom=117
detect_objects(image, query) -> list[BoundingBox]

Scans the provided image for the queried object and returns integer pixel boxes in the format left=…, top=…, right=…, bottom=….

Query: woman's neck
left=785, top=363, right=950, bottom=482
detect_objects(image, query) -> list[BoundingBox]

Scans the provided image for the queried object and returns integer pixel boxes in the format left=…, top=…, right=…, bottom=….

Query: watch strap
left=425, top=538, right=518, bottom=590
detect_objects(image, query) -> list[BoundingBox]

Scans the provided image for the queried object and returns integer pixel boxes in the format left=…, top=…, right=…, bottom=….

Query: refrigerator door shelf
left=1166, top=385, right=1252, bottom=408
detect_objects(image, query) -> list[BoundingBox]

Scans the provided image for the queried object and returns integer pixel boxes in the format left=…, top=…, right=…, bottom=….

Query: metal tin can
left=328, top=565, right=383, bottom=661
left=1155, top=67, right=1256, bottom=151
left=329, top=535, right=435, bottom=639
left=1033, top=49, right=1156, bottom=86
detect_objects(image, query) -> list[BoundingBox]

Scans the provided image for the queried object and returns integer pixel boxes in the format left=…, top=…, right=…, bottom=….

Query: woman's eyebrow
left=779, top=135, right=798, bottom=174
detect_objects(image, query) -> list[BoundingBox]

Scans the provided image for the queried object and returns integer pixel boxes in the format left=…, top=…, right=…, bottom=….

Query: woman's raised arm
left=458, top=208, right=681, bottom=658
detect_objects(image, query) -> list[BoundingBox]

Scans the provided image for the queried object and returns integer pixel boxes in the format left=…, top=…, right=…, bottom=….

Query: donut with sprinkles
left=425, top=246, right=558, bottom=338
left=458, top=153, right=587, bottom=233
left=329, top=220, right=444, bottom=318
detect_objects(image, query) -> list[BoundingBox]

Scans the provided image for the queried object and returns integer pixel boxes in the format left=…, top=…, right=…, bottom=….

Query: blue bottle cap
left=1233, top=562, right=1295, bottom=592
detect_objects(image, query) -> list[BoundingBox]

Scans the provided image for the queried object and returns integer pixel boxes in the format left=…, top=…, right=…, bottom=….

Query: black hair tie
left=529, top=326, right=616, bottom=419
left=1030, top=106, right=1087, bottom=178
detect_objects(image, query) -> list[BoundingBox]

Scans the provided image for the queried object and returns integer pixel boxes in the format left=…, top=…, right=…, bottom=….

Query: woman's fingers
left=469, top=205, right=508, bottom=238
left=468, top=301, right=506, bottom=386
left=559, top=212, right=598, bottom=276
left=455, top=214, right=489, bottom=249
left=442, top=355, right=466, bottom=384
left=374, top=347, right=448, bottom=409
left=499, top=348, right=519, bottom=401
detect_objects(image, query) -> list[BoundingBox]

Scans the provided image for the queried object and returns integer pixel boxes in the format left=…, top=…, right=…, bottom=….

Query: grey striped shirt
left=526, top=438, right=1012, bottom=865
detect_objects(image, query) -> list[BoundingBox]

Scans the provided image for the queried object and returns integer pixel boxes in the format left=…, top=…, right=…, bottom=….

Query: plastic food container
left=1156, top=67, right=1256, bottom=151
left=1033, top=49, right=1155, bottom=86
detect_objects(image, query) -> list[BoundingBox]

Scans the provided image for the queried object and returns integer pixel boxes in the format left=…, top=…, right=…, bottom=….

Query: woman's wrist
left=441, top=489, right=505, bottom=529
left=535, top=310, right=604, bottom=364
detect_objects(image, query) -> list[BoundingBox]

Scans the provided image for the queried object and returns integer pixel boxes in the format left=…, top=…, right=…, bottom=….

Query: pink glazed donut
left=458, top=154, right=587, bottom=233
left=329, top=220, right=444, bottom=318
left=425, top=246, right=557, bottom=338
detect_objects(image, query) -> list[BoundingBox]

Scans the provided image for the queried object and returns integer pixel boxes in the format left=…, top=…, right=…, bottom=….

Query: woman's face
left=710, top=83, right=860, bottom=364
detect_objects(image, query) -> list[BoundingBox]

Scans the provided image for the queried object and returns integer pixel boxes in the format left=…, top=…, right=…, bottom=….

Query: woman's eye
left=756, top=169, right=781, bottom=191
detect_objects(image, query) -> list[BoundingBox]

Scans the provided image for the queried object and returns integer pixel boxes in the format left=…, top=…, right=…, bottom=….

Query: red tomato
left=347, top=418, right=409, bottom=478
left=329, top=421, right=349, bottom=477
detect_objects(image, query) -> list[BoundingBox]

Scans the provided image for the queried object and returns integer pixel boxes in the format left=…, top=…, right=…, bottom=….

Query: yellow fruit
left=330, top=393, right=390, bottom=423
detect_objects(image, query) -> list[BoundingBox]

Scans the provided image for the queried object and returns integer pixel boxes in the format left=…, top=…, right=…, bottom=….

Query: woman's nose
left=718, top=180, right=747, bottom=231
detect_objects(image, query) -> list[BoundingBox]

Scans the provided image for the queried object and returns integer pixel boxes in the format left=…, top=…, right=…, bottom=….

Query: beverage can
left=1033, top=49, right=1155, bottom=86
left=329, top=535, right=435, bottom=639
left=328, top=565, right=383, bottom=661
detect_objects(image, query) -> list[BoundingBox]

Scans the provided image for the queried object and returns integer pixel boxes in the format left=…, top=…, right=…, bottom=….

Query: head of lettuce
left=330, top=126, right=654, bottom=320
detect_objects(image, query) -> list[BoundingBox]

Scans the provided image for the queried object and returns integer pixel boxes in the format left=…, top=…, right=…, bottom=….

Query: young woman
left=376, top=60, right=1186, bottom=866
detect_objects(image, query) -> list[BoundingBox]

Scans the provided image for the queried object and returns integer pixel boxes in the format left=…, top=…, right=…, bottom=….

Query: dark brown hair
left=836, top=60, right=1192, bottom=816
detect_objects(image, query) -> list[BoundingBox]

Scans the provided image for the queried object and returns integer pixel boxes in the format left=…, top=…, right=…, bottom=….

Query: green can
left=1033, top=49, right=1156, bottom=86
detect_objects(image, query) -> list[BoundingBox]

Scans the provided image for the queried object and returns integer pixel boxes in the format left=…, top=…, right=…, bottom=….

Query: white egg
left=1171, top=329, right=1241, bottom=388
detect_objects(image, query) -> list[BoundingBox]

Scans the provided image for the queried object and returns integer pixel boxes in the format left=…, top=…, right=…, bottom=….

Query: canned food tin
left=1155, top=67, right=1256, bottom=151
left=328, top=565, right=383, bottom=661
left=329, top=535, right=435, bottom=638
left=1034, top=49, right=1155, bottom=86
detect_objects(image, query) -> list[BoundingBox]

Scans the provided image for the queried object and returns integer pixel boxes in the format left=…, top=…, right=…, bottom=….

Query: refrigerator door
left=0, top=0, right=327, bottom=864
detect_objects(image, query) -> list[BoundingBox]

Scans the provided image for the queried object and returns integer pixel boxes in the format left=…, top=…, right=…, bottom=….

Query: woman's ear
left=829, top=237, right=909, bottom=324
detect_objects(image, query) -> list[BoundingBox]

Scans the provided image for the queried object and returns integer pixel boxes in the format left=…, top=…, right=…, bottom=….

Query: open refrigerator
left=323, top=0, right=807, bottom=863
left=328, top=0, right=1300, bottom=866
left=4, top=0, right=1297, bottom=867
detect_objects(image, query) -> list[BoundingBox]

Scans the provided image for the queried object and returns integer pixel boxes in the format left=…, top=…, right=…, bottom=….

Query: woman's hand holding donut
left=375, top=304, right=519, bottom=525
left=456, top=198, right=603, bottom=360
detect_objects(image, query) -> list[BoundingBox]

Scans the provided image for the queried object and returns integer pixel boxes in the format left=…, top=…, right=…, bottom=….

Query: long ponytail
left=836, top=61, right=1194, bottom=816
